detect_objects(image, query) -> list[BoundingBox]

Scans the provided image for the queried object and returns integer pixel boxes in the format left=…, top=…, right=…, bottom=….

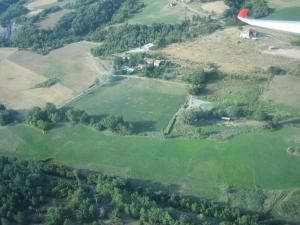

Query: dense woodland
left=0, top=156, right=272, bottom=225
left=4, top=0, right=144, bottom=54
left=89, top=16, right=220, bottom=56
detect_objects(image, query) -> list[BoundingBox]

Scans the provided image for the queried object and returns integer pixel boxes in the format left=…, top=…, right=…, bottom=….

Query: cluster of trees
left=186, top=67, right=220, bottom=95
left=114, top=53, right=178, bottom=79
left=182, top=100, right=280, bottom=129
left=90, top=16, right=220, bottom=56
left=0, top=156, right=269, bottom=225
left=224, top=0, right=270, bottom=24
left=10, top=0, right=143, bottom=54
left=26, top=103, right=133, bottom=134
left=0, top=104, right=15, bottom=126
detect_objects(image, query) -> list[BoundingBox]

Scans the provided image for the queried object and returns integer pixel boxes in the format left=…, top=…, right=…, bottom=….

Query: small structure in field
left=123, top=66, right=134, bottom=73
left=221, top=117, right=231, bottom=121
left=240, top=28, right=257, bottom=39
left=143, top=43, right=154, bottom=51
left=154, top=60, right=163, bottom=67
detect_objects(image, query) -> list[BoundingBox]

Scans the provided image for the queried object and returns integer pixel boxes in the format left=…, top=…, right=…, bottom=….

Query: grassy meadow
left=128, top=0, right=181, bottom=24
left=0, top=124, right=299, bottom=198
left=70, top=78, right=188, bottom=132
left=266, top=7, right=300, bottom=20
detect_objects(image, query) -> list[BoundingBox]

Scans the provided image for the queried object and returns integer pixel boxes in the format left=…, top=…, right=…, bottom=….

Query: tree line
left=26, top=103, right=133, bottom=135
left=0, top=156, right=272, bottom=225
left=89, top=16, right=220, bottom=56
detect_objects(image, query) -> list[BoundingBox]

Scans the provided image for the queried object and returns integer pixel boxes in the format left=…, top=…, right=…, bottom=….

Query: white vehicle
left=238, top=8, right=300, bottom=34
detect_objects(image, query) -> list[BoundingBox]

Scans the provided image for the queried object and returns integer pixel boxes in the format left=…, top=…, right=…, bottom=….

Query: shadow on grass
left=131, top=120, right=156, bottom=133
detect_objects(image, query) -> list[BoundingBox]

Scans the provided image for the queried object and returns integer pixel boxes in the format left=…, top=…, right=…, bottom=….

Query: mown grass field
left=266, top=7, right=300, bottom=21
left=70, top=78, right=187, bottom=132
left=0, top=124, right=299, bottom=198
left=128, top=0, right=181, bottom=24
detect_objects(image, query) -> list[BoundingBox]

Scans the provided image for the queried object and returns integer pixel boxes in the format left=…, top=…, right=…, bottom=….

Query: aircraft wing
left=238, top=8, right=300, bottom=34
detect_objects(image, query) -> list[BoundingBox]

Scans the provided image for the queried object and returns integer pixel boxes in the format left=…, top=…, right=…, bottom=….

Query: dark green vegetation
left=90, top=16, right=220, bottom=56
left=224, top=0, right=270, bottom=24
left=26, top=103, right=133, bottom=134
left=0, top=0, right=28, bottom=25
left=1, top=157, right=271, bottom=225
left=9, top=0, right=144, bottom=54
left=33, top=78, right=60, bottom=88
left=185, top=67, right=220, bottom=95
left=0, top=104, right=17, bottom=126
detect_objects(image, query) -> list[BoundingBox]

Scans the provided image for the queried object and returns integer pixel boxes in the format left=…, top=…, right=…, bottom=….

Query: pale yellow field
left=0, top=59, right=73, bottom=110
left=25, top=0, right=58, bottom=11
left=263, top=75, right=300, bottom=110
left=0, top=48, right=17, bottom=61
left=38, top=9, right=73, bottom=29
left=8, top=42, right=112, bottom=94
left=201, top=1, right=229, bottom=15
left=163, top=27, right=299, bottom=74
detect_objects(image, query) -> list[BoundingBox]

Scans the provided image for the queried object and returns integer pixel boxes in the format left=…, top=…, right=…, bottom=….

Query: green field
left=1, top=123, right=300, bottom=198
left=128, top=0, right=181, bottom=24
left=70, top=78, right=187, bottom=132
left=266, top=7, right=300, bottom=20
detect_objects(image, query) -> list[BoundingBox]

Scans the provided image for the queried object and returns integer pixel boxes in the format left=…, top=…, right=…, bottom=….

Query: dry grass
left=38, top=9, right=73, bottom=29
left=200, top=0, right=229, bottom=15
left=0, top=59, right=73, bottom=110
left=263, top=75, right=300, bottom=110
left=8, top=42, right=113, bottom=94
left=0, top=48, right=17, bottom=61
left=262, top=48, right=300, bottom=60
left=163, top=27, right=298, bottom=74
left=25, top=0, right=58, bottom=11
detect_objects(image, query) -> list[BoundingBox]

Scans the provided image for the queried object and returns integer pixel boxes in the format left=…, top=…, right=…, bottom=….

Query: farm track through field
left=112, top=75, right=187, bottom=86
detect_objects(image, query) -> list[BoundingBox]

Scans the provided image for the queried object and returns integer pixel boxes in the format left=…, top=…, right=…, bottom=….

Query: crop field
left=199, top=1, right=228, bottom=15
left=0, top=58, right=73, bottom=110
left=0, top=123, right=299, bottom=198
left=8, top=42, right=112, bottom=94
left=128, top=0, right=182, bottom=24
left=70, top=78, right=187, bottom=132
left=266, top=7, right=300, bottom=21
left=263, top=75, right=300, bottom=110
left=163, top=28, right=298, bottom=74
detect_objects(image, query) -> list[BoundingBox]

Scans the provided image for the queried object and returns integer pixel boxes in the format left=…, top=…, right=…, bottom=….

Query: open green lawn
left=266, top=7, right=300, bottom=20
left=1, top=124, right=299, bottom=198
left=128, top=0, right=181, bottom=24
left=70, top=78, right=187, bottom=132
